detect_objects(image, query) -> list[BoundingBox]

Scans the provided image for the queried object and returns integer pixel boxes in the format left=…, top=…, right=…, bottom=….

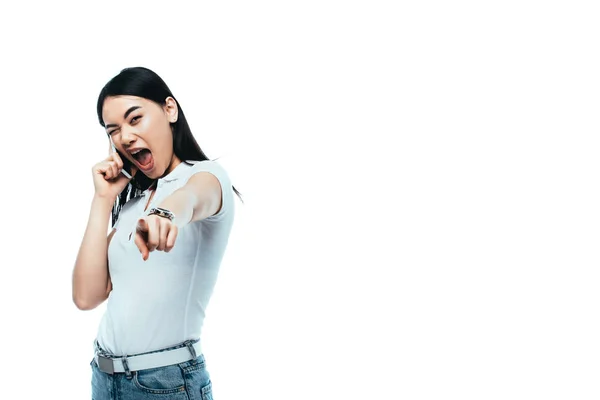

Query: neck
left=161, top=155, right=182, bottom=178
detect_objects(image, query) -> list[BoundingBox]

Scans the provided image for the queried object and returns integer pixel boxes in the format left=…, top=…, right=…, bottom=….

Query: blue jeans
left=90, top=340, right=213, bottom=400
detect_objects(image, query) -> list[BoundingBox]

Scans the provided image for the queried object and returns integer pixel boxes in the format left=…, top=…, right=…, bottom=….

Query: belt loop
left=184, top=340, right=197, bottom=361
left=122, top=356, right=133, bottom=380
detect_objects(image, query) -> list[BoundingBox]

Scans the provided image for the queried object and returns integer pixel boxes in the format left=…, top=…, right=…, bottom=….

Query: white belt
left=94, top=340, right=202, bottom=374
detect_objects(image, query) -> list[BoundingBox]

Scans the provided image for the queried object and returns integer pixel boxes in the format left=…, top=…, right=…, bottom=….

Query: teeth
left=131, top=149, right=143, bottom=155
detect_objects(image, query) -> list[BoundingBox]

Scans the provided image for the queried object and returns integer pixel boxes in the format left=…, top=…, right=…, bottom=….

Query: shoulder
left=120, top=194, right=142, bottom=213
left=186, top=160, right=229, bottom=178
left=181, top=160, right=231, bottom=189
left=124, top=190, right=146, bottom=207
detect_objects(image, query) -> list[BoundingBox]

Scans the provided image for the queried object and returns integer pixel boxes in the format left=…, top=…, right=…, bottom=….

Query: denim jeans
left=90, top=339, right=213, bottom=400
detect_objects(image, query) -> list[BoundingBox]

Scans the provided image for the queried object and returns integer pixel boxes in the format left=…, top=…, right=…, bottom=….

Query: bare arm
left=158, top=172, right=223, bottom=226
left=72, top=195, right=115, bottom=310
left=132, top=172, right=224, bottom=260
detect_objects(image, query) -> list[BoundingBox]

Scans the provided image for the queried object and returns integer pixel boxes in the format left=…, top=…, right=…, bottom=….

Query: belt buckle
left=97, top=355, right=115, bottom=375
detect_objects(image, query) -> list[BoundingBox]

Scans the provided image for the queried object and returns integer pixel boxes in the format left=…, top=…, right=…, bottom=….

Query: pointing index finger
left=134, top=232, right=150, bottom=261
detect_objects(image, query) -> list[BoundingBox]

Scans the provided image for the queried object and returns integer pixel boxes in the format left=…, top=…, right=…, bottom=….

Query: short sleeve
left=183, top=160, right=234, bottom=221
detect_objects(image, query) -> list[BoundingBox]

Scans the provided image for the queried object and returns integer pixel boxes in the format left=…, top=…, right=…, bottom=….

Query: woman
left=72, top=66, right=237, bottom=399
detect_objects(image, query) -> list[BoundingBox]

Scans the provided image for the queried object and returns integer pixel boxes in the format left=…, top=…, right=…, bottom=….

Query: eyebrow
left=105, top=106, right=142, bottom=130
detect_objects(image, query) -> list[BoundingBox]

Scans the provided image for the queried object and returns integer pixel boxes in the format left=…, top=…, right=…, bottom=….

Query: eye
left=131, top=116, right=141, bottom=124
left=108, top=129, right=119, bottom=136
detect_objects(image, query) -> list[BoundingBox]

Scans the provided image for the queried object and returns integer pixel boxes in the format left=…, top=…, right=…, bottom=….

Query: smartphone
left=110, top=139, right=133, bottom=179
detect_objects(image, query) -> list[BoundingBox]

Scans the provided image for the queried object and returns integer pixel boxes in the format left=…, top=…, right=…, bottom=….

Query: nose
left=119, top=126, right=137, bottom=147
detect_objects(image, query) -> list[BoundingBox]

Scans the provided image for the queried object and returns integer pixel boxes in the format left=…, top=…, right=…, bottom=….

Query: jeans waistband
left=93, top=338, right=202, bottom=375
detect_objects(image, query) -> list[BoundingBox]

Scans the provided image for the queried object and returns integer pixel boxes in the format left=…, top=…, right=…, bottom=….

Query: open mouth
left=129, top=148, right=154, bottom=169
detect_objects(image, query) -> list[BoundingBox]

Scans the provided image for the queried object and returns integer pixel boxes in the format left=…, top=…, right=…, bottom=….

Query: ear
left=164, top=96, right=179, bottom=123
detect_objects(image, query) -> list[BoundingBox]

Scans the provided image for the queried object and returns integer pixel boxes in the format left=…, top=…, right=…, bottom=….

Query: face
left=102, top=95, right=181, bottom=179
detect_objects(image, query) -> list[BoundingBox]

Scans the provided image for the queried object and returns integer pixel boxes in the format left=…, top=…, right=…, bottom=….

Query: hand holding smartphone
left=92, top=139, right=136, bottom=200
left=110, top=138, right=134, bottom=179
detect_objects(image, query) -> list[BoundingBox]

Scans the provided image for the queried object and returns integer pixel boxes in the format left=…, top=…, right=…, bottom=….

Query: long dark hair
left=96, top=67, right=241, bottom=227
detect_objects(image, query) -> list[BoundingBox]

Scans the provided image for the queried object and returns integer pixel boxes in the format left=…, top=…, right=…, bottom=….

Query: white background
left=0, top=1, right=598, bottom=399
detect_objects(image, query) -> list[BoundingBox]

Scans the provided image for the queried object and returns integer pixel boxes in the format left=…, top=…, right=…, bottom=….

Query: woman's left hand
left=134, top=215, right=179, bottom=261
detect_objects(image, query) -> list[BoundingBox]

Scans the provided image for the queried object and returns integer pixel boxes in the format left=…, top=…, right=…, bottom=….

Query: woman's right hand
left=92, top=151, right=137, bottom=201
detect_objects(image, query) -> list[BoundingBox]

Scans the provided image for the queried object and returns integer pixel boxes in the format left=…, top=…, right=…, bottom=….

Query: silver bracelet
left=147, top=207, right=175, bottom=221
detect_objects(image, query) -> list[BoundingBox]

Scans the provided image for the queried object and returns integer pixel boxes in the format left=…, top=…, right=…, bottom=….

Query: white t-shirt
left=95, top=160, right=235, bottom=356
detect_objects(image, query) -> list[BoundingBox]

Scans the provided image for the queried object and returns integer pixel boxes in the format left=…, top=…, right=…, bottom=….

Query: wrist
left=147, top=207, right=175, bottom=222
left=92, top=194, right=116, bottom=209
